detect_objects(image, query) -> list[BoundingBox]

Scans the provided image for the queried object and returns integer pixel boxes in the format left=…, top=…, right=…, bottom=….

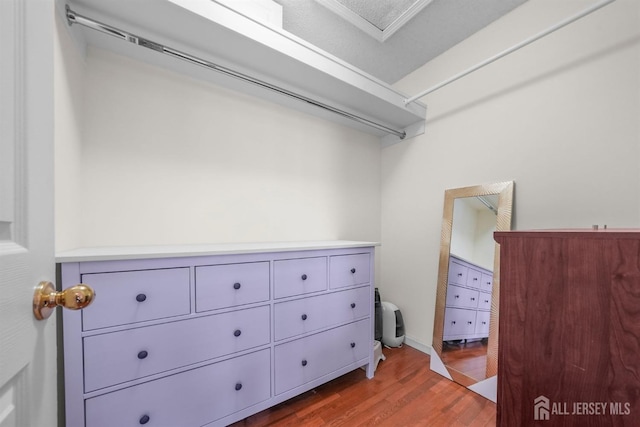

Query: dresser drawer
left=83, top=305, right=270, bottom=392
left=329, top=254, right=370, bottom=289
left=81, top=268, right=190, bottom=331
left=274, top=286, right=370, bottom=341
left=85, top=349, right=271, bottom=427
left=475, top=310, right=491, bottom=335
left=477, top=291, right=492, bottom=310
left=448, top=260, right=468, bottom=286
left=274, top=257, right=327, bottom=299
left=274, top=319, right=369, bottom=395
left=443, top=307, right=477, bottom=340
left=466, top=267, right=482, bottom=289
left=480, top=272, right=493, bottom=293
left=195, top=261, right=269, bottom=312
left=445, top=284, right=479, bottom=309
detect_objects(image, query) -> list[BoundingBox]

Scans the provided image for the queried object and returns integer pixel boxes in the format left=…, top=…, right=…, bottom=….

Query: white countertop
left=56, top=240, right=379, bottom=263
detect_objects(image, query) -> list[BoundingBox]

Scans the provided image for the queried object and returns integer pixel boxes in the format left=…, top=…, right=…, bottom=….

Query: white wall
left=472, top=208, right=497, bottom=270
left=450, top=198, right=478, bottom=261
left=381, top=0, right=640, bottom=349
left=54, top=46, right=382, bottom=251
left=54, top=10, right=85, bottom=252
left=450, top=199, right=495, bottom=270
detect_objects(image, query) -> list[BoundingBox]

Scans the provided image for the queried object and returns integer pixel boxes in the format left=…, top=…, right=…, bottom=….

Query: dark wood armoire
left=494, top=229, right=640, bottom=427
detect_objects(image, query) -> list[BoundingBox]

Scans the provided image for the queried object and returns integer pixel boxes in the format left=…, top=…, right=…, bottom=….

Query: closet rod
left=65, top=6, right=407, bottom=140
left=404, top=0, right=616, bottom=105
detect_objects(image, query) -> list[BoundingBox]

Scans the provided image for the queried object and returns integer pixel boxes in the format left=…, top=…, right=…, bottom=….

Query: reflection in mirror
left=430, top=182, right=514, bottom=401
left=442, top=195, right=498, bottom=381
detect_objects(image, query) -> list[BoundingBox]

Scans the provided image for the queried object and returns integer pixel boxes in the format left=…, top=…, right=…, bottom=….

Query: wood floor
left=231, top=345, right=496, bottom=426
left=441, top=340, right=489, bottom=381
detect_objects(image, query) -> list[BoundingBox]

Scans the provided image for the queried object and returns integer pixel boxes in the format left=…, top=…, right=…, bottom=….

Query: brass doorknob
left=33, top=281, right=95, bottom=320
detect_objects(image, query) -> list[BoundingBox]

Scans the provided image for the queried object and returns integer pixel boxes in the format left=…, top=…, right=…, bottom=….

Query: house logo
left=534, top=395, right=550, bottom=421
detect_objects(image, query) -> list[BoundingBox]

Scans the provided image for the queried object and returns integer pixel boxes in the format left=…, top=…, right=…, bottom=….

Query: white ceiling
left=336, top=0, right=420, bottom=30
left=274, top=0, right=528, bottom=83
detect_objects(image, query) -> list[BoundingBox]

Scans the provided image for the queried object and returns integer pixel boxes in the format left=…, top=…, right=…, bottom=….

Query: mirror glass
left=430, top=182, right=514, bottom=400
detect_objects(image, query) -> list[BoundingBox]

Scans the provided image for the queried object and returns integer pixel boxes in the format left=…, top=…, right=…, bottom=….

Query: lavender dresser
left=58, top=241, right=377, bottom=427
left=442, top=255, right=493, bottom=342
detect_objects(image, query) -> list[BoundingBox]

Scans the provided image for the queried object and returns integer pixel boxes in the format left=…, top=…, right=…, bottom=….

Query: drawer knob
left=457, top=273, right=462, bottom=276
left=301, top=274, right=308, bottom=281
left=452, top=321, right=456, bottom=325
left=482, top=321, right=487, bottom=325
left=350, top=342, right=356, bottom=348
left=301, top=359, right=308, bottom=367
left=301, top=314, right=308, bottom=321
left=473, top=277, right=478, bottom=281
left=33, top=281, right=95, bottom=321
left=233, top=282, right=241, bottom=290
left=350, top=268, right=356, bottom=274
left=235, top=382, right=243, bottom=391
left=139, top=415, right=150, bottom=425
left=467, top=321, right=473, bottom=325
left=136, top=293, right=147, bottom=302
left=350, top=302, right=356, bottom=309
left=484, top=300, right=489, bottom=303
left=454, top=295, right=459, bottom=299
left=137, top=350, right=148, bottom=360
left=471, top=297, right=475, bottom=301
left=234, top=329, right=242, bottom=337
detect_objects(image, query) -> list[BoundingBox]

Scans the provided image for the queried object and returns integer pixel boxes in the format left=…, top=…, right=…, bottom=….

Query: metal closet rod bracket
left=64, top=5, right=407, bottom=140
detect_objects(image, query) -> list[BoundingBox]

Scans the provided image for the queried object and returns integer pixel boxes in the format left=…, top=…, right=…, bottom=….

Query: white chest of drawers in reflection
left=58, top=241, right=376, bottom=427
left=442, top=254, right=493, bottom=341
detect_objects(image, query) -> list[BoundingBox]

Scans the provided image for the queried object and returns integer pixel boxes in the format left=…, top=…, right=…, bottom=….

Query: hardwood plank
left=231, top=345, right=496, bottom=426
left=441, top=340, right=488, bottom=381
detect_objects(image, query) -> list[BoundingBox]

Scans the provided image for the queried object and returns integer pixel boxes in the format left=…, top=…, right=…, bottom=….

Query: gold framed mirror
left=430, top=181, right=514, bottom=400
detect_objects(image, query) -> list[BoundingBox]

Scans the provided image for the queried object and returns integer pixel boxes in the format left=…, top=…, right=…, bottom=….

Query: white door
left=0, top=0, right=57, bottom=426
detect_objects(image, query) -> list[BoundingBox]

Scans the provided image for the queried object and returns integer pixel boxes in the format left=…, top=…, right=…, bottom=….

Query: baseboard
left=403, top=335, right=431, bottom=355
